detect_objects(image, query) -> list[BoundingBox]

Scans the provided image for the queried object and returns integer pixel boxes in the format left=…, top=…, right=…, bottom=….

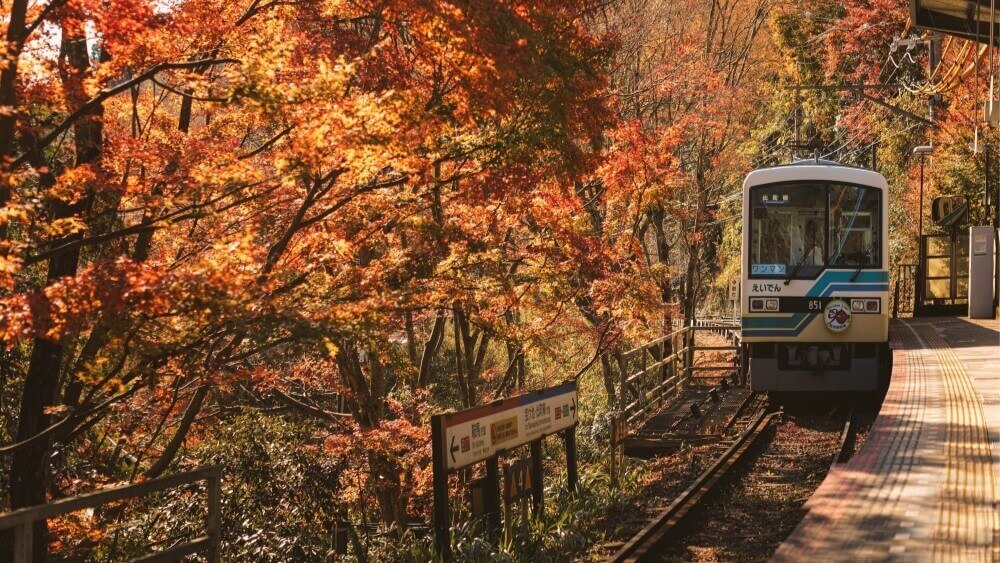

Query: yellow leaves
left=46, top=217, right=88, bottom=238
left=83, top=75, right=103, bottom=99
left=0, top=204, right=31, bottom=226
left=648, top=262, right=671, bottom=285
left=75, top=356, right=126, bottom=394
left=332, top=239, right=352, bottom=257
left=320, top=0, right=354, bottom=18
left=46, top=166, right=97, bottom=204
left=0, top=254, right=23, bottom=290
left=572, top=213, right=594, bottom=236
left=315, top=56, right=356, bottom=91
left=322, top=336, right=339, bottom=358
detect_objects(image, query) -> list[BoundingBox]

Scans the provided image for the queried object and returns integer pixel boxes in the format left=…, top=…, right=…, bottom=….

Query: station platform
left=773, top=317, right=1000, bottom=561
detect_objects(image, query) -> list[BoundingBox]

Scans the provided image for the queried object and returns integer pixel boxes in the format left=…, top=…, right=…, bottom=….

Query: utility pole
left=928, top=32, right=942, bottom=122
left=919, top=154, right=926, bottom=240
left=794, top=97, right=801, bottom=161
left=913, top=145, right=933, bottom=310
left=793, top=61, right=801, bottom=162
left=986, top=143, right=994, bottom=226
left=992, top=142, right=1000, bottom=313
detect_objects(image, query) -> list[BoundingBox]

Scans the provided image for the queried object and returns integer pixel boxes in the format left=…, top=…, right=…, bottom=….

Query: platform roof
left=912, top=0, right=1000, bottom=44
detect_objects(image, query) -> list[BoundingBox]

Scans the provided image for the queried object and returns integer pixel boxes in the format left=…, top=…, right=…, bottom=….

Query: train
left=740, top=158, right=891, bottom=394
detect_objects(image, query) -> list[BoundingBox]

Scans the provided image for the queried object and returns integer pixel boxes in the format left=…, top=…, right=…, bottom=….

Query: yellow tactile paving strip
left=772, top=317, right=999, bottom=562
left=916, top=323, right=998, bottom=561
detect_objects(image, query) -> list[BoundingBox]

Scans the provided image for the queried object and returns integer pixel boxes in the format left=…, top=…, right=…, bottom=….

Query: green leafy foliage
left=99, top=412, right=344, bottom=561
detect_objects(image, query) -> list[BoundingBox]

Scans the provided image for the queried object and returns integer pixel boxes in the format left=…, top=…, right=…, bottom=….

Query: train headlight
left=749, top=298, right=779, bottom=312
left=849, top=298, right=880, bottom=313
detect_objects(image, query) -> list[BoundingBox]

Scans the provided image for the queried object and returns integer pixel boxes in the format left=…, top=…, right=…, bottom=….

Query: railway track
left=607, top=401, right=777, bottom=562
left=607, top=400, right=861, bottom=562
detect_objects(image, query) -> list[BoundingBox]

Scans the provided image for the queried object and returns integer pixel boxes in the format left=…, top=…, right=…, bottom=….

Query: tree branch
left=12, top=58, right=239, bottom=169
left=141, top=385, right=209, bottom=479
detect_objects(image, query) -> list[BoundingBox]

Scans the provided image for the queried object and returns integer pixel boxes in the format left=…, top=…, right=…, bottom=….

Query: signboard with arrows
left=430, top=381, right=579, bottom=559
left=439, top=381, right=577, bottom=471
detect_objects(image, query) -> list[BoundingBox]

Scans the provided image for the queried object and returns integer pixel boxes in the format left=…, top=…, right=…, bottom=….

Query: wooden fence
left=619, top=320, right=742, bottom=429
left=0, top=466, right=221, bottom=563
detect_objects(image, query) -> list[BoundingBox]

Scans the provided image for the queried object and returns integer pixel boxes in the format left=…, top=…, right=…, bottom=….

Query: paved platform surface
left=773, top=316, right=1000, bottom=562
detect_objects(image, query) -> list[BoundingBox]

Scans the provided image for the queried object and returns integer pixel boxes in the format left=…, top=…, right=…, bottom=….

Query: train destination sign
left=440, top=381, right=577, bottom=471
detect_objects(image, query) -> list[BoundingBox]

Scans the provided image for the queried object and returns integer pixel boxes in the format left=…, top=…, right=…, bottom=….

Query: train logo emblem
left=823, top=299, right=851, bottom=333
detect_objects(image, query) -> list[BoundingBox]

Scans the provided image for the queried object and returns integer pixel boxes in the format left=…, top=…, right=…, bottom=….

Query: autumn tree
left=0, top=0, right=624, bottom=557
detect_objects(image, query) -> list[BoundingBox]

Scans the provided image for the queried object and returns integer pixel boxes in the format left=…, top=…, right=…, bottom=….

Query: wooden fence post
left=206, top=467, right=221, bottom=563
left=431, top=414, right=451, bottom=560
left=13, top=522, right=31, bottom=563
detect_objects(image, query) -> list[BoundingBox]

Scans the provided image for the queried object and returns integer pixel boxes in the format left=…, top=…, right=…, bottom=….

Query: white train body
left=740, top=161, right=890, bottom=392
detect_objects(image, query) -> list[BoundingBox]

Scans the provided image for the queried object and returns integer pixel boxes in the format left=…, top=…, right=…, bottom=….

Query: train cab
left=740, top=160, right=891, bottom=393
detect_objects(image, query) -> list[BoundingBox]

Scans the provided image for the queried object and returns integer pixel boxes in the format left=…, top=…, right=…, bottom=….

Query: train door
left=916, top=230, right=969, bottom=316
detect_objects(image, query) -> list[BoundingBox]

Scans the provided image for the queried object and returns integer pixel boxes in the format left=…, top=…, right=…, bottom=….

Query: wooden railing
left=0, top=466, right=221, bottom=563
left=893, top=263, right=917, bottom=317
left=619, top=321, right=742, bottom=429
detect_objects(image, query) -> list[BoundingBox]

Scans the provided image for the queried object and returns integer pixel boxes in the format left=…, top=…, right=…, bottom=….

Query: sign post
left=529, top=440, right=544, bottom=513
left=430, top=381, right=579, bottom=559
left=565, top=425, right=578, bottom=492
left=431, top=415, right=451, bottom=560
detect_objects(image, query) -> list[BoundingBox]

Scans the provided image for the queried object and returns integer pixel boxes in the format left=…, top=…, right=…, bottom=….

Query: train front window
left=750, top=182, right=883, bottom=278
left=829, top=185, right=880, bottom=267
left=750, top=184, right=826, bottom=278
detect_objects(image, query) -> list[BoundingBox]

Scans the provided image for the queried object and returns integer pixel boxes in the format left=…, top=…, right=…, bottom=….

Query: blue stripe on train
left=741, top=270, right=888, bottom=337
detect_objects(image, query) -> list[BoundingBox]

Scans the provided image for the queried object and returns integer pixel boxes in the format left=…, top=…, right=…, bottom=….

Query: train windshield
left=750, top=182, right=881, bottom=278
left=829, top=184, right=880, bottom=267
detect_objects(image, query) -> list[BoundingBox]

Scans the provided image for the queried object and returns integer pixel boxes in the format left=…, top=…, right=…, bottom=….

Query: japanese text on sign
left=441, top=381, right=577, bottom=470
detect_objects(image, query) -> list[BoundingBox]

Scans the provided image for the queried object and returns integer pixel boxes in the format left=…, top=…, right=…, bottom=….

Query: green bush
left=353, top=460, right=642, bottom=562
left=97, top=410, right=345, bottom=561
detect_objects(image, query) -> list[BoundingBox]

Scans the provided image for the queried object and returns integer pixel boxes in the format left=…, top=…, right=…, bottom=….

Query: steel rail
left=721, top=390, right=762, bottom=432
left=607, top=407, right=777, bottom=562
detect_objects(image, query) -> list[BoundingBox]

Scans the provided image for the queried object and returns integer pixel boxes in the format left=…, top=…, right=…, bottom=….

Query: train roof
left=744, top=159, right=888, bottom=190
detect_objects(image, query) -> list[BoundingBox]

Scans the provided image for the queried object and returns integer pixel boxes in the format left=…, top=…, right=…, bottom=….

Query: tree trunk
left=0, top=0, right=28, bottom=232
left=416, top=312, right=446, bottom=388
left=600, top=354, right=617, bottom=404
left=651, top=208, right=674, bottom=332
left=335, top=344, right=409, bottom=532
left=8, top=21, right=103, bottom=560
